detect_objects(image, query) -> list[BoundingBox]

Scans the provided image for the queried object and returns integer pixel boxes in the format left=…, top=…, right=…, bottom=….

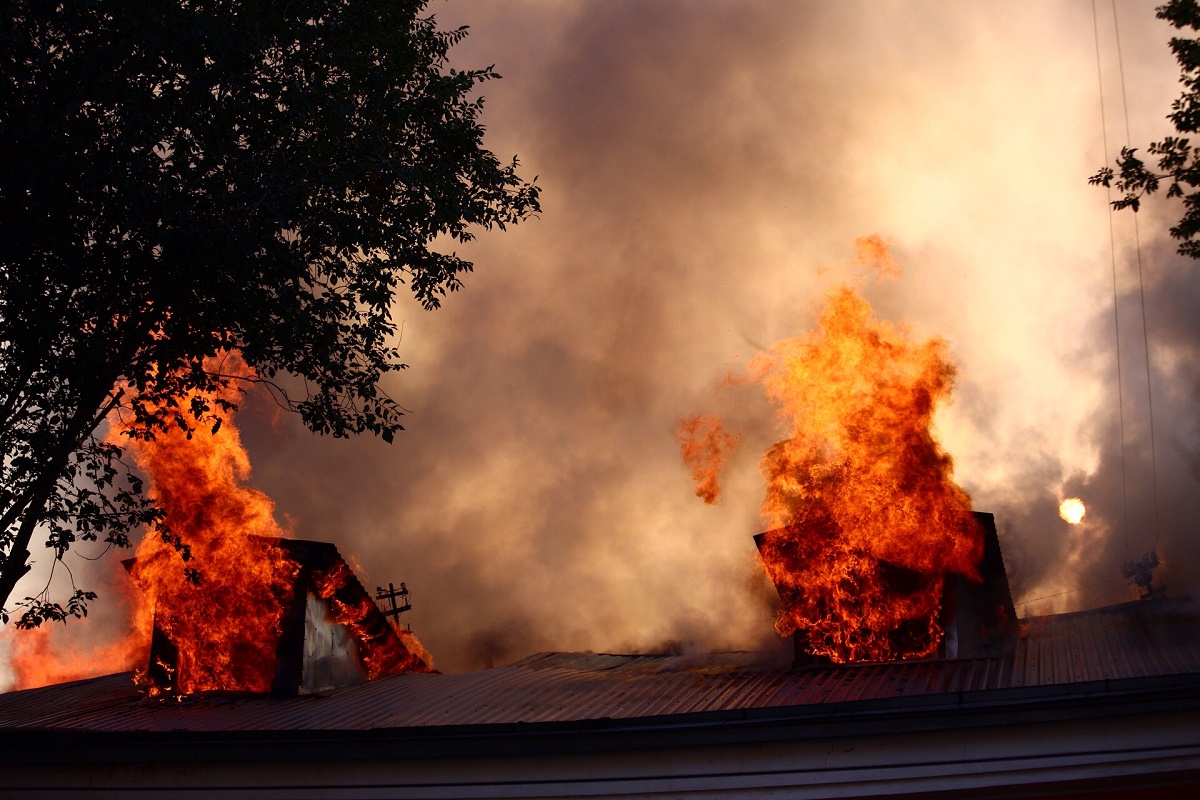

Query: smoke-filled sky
left=5, top=0, right=1200, bottom=679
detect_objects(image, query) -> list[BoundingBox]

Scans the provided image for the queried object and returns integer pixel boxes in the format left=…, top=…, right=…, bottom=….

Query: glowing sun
left=1059, top=498, right=1086, bottom=525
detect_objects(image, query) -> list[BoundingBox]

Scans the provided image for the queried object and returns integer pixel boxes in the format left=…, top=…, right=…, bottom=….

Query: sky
left=5, top=0, right=1200, bottom=679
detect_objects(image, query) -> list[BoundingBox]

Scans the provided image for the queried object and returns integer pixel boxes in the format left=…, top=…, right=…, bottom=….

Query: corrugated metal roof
left=2, top=599, right=1199, bottom=733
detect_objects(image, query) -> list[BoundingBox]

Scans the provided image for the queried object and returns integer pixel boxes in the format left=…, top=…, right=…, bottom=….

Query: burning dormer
left=755, top=511, right=1017, bottom=667
left=125, top=537, right=431, bottom=698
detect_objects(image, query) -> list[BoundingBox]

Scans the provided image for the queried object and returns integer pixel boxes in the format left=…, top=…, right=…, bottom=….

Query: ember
left=683, top=241, right=982, bottom=663
left=675, top=414, right=740, bottom=504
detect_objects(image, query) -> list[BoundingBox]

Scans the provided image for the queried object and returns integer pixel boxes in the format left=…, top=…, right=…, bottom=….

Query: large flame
left=752, top=286, right=981, bottom=662
left=118, top=353, right=430, bottom=695
left=119, top=356, right=301, bottom=694
left=682, top=243, right=982, bottom=664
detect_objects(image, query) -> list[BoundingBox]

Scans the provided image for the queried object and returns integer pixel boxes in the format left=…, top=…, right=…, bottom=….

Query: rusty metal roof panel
left=3, top=599, right=1200, bottom=733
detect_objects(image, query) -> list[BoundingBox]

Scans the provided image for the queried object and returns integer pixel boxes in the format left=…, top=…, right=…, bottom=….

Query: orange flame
left=118, top=353, right=429, bottom=694
left=752, top=285, right=980, bottom=662
left=852, top=234, right=901, bottom=280
left=6, top=626, right=139, bottom=689
left=680, top=243, right=981, bottom=664
left=119, top=355, right=298, bottom=694
left=311, top=560, right=433, bottom=678
left=675, top=414, right=740, bottom=504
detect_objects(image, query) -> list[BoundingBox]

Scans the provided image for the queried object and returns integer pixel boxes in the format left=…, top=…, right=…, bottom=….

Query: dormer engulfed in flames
left=756, top=511, right=1019, bottom=668
left=125, top=538, right=431, bottom=697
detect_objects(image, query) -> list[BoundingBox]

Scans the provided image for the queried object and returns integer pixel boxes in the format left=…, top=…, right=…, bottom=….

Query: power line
left=1014, top=578, right=1129, bottom=608
left=1091, top=0, right=1131, bottom=560
left=1110, top=0, right=1163, bottom=549
left=1160, top=560, right=1200, bottom=580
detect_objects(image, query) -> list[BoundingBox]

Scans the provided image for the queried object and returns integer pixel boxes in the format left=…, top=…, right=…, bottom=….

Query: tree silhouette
left=0, top=1, right=539, bottom=623
left=1091, top=0, right=1200, bottom=256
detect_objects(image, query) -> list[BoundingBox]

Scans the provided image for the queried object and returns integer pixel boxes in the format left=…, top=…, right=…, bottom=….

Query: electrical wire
left=1014, top=577, right=1129, bottom=608
left=1110, top=0, right=1163, bottom=549
left=1160, top=560, right=1200, bottom=580
left=1092, top=0, right=1132, bottom=560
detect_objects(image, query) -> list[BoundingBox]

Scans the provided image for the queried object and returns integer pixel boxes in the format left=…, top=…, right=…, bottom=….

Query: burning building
left=2, top=520, right=1200, bottom=798
left=4, top=251, right=1197, bottom=796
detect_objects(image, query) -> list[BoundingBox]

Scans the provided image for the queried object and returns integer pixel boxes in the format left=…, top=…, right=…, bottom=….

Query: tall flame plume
left=118, top=353, right=430, bottom=695
left=682, top=241, right=982, bottom=663
left=119, top=356, right=296, bottom=693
